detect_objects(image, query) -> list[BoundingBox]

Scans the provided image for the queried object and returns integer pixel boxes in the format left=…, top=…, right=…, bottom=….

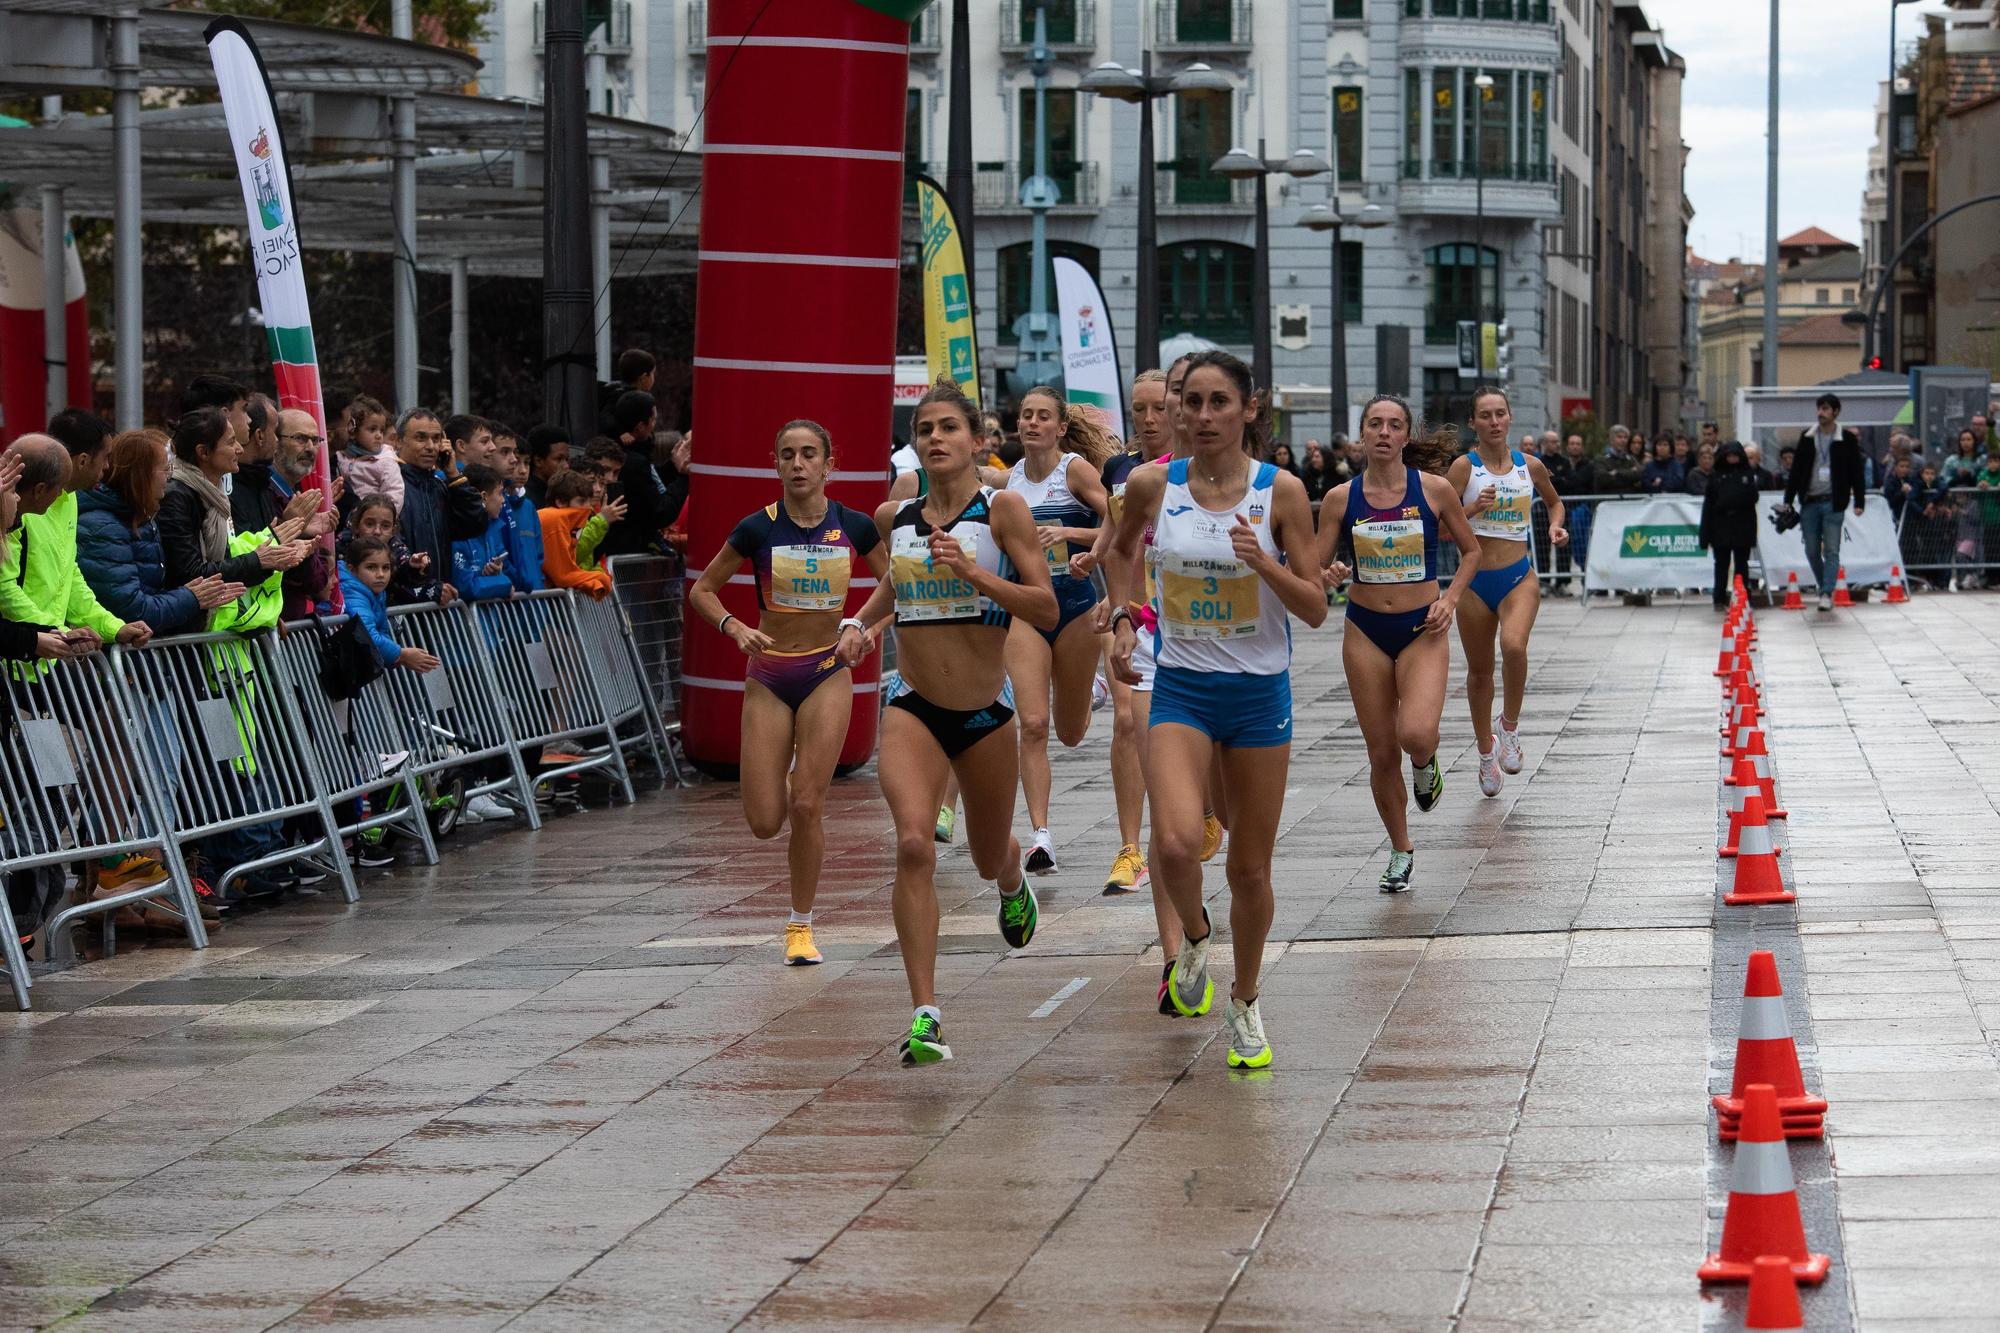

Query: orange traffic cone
left=1723, top=792, right=1792, bottom=905
left=1729, top=728, right=1787, bottom=817
left=1713, top=951, right=1828, bottom=1139
left=1714, top=639, right=1737, bottom=678
left=1698, top=1084, right=1831, bottom=1284
left=1724, top=751, right=1788, bottom=823
left=1832, top=566, right=1853, bottom=607
left=1722, top=680, right=1760, bottom=736
left=1721, top=776, right=1784, bottom=860
left=1781, top=571, right=1804, bottom=610
left=1723, top=699, right=1764, bottom=758
left=1745, top=1254, right=1805, bottom=1331
left=1886, top=564, right=1909, bottom=604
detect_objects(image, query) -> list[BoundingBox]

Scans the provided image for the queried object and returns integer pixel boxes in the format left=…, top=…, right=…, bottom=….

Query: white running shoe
left=466, top=793, right=515, bottom=821
left=1478, top=745, right=1503, bottom=798
left=1090, top=674, right=1111, bottom=712
left=1023, top=827, right=1057, bottom=874
left=1497, top=725, right=1524, bottom=775
left=1225, top=995, right=1272, bottom=1069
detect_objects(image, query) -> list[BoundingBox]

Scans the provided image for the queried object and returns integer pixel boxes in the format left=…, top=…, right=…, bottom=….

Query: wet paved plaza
left=4, top=597, right=1999, bottom=1330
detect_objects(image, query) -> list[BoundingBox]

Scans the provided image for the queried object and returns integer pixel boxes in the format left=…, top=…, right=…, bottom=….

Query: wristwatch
left=838, top=617, right=866, bottom=636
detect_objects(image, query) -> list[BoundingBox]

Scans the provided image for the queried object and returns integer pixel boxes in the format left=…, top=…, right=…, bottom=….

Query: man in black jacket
left=393, top=409, right=488, bottom=605
left=600, top=391, right=690, bottom=557
left=1783, top=392, right=1866, bottom=611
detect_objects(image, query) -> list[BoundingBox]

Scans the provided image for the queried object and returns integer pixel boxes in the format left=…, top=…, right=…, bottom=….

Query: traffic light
left=1494, top=322, right=1514, bottom=383
left=1868, top=356, right=1883, bottom=370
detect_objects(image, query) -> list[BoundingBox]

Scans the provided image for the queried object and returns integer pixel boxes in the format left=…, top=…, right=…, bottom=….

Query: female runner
left=1006, top=384, right=1115, bottom=876
left=1446, top=386, right=1567, bottom=796
left=843, top=380, right=1058, bottom=1064
left=1094, top=369, right=1170, bottom=894
left=1318, top=396, right=1482, bottom=891
left=1106, top=351, right=1327, bottom=1069
left=690, top=421, right=889, bottom=966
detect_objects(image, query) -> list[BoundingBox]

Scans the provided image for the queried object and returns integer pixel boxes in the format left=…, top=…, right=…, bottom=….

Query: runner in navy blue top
left=689, top=420, right=888, bottom=968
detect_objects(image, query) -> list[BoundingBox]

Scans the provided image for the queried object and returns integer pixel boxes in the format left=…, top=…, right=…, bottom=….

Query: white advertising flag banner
left=1755, top=497, right=1900, bottom=590
left=1583, top=496, right=1709, bottom=593
left=1052, top=256, right=1125, bottom=441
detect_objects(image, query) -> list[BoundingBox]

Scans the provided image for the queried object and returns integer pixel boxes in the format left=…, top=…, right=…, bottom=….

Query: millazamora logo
left=1620, top=524, right=1702, bottom=557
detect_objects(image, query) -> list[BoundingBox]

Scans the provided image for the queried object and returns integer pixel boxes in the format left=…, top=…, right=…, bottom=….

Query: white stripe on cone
left=1737, top=821, right=1774, bottom=858
left=1739, top=994, right=1793, bottom=1042
left=1730, top=1139, right=1797, bottom=1196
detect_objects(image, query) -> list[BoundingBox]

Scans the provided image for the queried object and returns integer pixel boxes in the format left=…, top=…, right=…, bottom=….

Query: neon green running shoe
left=1170, top=910, right=1215, bottom=1017
left=1412, top=753, right=1444, bottom=812
left=999, top=882, right=1039, bottom=949
left=934, top=806, right=956, bottom=843
left=900, top=1012, right=952, bottom=1065
left=1225, top=996, right=1273, bottom=1069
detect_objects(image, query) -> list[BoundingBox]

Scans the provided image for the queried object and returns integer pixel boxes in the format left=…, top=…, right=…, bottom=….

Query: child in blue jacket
left=502, top=451, right=546, bottom=595
left=339, top=537, right=441, bottom=673
left=450, top=465, right=515, bottom=602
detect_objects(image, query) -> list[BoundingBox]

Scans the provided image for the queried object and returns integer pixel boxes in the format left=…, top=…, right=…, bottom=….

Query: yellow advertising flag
left=916, top=175, right=980, bottom=405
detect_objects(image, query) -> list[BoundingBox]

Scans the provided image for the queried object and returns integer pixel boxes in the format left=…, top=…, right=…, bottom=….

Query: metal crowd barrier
left=572, top=589, right=677, bottom=784
left=0, top=654, right=207, bottom=1006
left=468, top=590, right=636, bottom=807
left=273, top=619, right=441, bottom=869
left=1889, top=485, right=1999, bottom=590
left=385, top=601, right=546, bottom=830
left=604, top=553, right=684, bottom=740
left=112, top=628, right=358, bottom=904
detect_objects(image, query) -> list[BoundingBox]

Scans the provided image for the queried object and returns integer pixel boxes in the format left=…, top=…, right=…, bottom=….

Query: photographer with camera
left=1782, top=393, right=1866, bottom=612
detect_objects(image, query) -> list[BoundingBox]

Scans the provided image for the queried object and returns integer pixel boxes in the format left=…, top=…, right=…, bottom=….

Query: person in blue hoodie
left=338, top=536, right=441, bottom=673
left=497, top=436, right=546, bottom=594
left=450, top=465, right=515, bottom=602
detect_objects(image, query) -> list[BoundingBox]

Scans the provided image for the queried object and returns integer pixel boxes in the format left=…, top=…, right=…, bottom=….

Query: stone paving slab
left=1, top=598, right=1997, bottom=1328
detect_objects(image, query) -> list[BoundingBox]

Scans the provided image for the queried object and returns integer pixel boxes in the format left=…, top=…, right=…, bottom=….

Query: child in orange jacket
left=538, top=469, right=618, bottom=598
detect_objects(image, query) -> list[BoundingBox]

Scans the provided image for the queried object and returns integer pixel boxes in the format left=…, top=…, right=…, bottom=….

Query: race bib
left=1159, top=553, right=1259, bottom=640
left=1038, top=521, right=1070, bottom=576
left=1353, top=516, right=1426, bottom=584
left=1107, top=486, right=1126, bottom=528
left=769, top=543, right=849, bottom=612
left=891, top=527, right=981, bottom=622
left=1479, top=484, right=1532, bottom=536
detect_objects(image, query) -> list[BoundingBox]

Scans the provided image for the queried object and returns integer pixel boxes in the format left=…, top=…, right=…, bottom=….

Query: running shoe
left=1104, top=843, right=1147, bottom=895
left=1157, top=960, right=1178, bottom=1016
left=466, top=793, right=515, bottom=822
left=1091, top=674, right=1111, bottom=712
left=934, top=806, right=956, bottom=844
left=999, top=881, right=1040, bottom=949
left=1200, top=812, right=1224, bottom=863
left=1412, top=754, right=1444, bottom=812
left=784, top=921, right=823, bottom=966
left=1478, top=745, right=1503, bottom=798
left=1226, top=995, right=1273, bottom=1069
left=355, top=830, right=396, bottom=869
left=98, top=854, right=166, bottom=890
left=1169, top=910, right=1215, bottom=1017
left=900, top=1012, right=952, bottom=1065
left=1379, top=850, right=1415, bottom=894
left=1497, top=724, right=1524, bottom=775
left=1024, top=828, right=1057, bottom=875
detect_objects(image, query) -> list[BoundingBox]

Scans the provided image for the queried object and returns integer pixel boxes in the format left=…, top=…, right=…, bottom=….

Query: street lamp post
left=1081, top=58, right=1230, bottom=375
left=1472, top=70, right=1494, bottom=328
left=1301, top=194, right=1388, bottom=439
left=1012, top=6, right=1062, bottom=393
left=1213, top=140, right=1332, bottom=400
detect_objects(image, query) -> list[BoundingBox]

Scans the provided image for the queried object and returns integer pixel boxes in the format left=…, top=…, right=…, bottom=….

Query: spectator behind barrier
left=539, top=468, right=616, bottom=599
left=1640, top=437, right=1684, bottom=494
left=341, top=394, right=403, bottom=515
left=337, top=536, right=440, bottom=673
left=1, top=417, right=151, bottom=651
left=497, top=434, right=546, bottom=595
left=1596, top=427, right=1642, bottom=493
left=1700, top=441, right=1762, bottom=610
left=393, top=408, right=487, bottom=605
left=323, top=384, right=357, bottom=457
left=232, top=393, right=279, bottom=535
left=450, top=465, right=514, bottom=602
left=343, top=495, right=430, bottom=605
left=599, top=392, right=689, bottom=558
left=240, top=408, right=337, bottom=616
left=1684, top=444, right=1716, bottom=497
left=77, top=429, right=246, bottom=636
left=180, top=373, right=250, bottom=452
left=0, top=446, right=91, bottom=665
left=158, top=407, right=310, bottom=631
left=525, top=424, right=571, bottom=509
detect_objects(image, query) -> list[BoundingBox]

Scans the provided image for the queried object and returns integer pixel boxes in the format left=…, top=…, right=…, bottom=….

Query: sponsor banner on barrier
left=1755, top=497, right=1900, bottom=590
left=1584, top=497, right=1708, bottom=592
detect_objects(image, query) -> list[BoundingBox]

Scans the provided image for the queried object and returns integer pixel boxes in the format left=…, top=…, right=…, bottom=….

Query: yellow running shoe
left=1200, top=812, right=1224, bottom=863
left=100, top=853, right=167, bottom=890
left=784, top=922, right=823, bottom=966
left=1103, top=843, right=1147, bottom=895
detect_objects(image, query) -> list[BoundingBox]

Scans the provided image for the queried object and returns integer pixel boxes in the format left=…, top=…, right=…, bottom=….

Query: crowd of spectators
left=1, top=347, right=690, bottom=943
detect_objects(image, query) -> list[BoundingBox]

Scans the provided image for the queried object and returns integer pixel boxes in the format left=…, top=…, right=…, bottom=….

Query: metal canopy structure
left=0, top=1, right=700, bottom=425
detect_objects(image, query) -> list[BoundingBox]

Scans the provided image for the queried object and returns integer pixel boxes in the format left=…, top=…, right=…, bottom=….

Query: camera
left=1771, top=504, right=1801, bottom=534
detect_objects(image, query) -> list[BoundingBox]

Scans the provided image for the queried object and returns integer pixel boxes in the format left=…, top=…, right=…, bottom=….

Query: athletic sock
left=915, top=1004, right=941, bottom=1024
left=1499, top=717, right=1518, bottom=732
left=788, top=911, right=811, bottom=926
left=999, top=874, right=1026, bottom=899
left=1412, top=753, right=1436, bottom=770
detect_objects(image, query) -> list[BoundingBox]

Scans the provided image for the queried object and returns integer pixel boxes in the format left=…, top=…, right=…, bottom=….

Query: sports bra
left=1462, top=447, right=1534, bottom=541
left=888, top=487, right=1016, bottom=628
left=1149, top=458, right=1290, bottom=677
left=1341, top=467, right=1440, bottom=586
left=724, top=500, right=879, bottom=614
left=1008, top=453, right=1098, bottom=585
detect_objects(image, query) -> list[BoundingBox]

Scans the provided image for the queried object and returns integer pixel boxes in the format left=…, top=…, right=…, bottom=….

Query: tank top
left=888, top=487, right=1015, bottom=628
left=724, top=500, right=879, bottom=615
left=1007, top=453, right=1097, bottom=587
left=1462, top=447, right=1535, bottom=541
left=1149, top=459, right=1289, bottom=676
left=1341, top=467, right=1440, bottom=586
